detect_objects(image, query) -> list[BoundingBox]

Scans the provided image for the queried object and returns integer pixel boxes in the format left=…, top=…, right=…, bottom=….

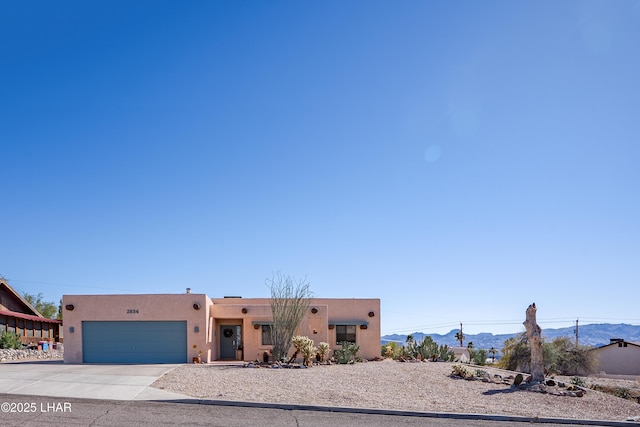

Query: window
left=261, top=325, right=273, bottom=345
left=336, top=325, right=356, bottom=344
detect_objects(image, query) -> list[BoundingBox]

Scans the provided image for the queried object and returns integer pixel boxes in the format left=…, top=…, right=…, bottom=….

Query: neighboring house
left=62, top=291, right=380, bottom=364
left=591, top=338, right=640, bottom=376
left=450, top=346, right=470, bottom=363
left=0, top=279, right=62, bottom=345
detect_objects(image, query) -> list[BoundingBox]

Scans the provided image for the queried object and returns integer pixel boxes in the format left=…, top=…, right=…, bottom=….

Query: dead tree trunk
left=523, top=303, right=545, bottom=383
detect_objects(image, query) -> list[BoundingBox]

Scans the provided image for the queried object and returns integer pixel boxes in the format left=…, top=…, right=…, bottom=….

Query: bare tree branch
left=268, top=271, right=313, bottom=362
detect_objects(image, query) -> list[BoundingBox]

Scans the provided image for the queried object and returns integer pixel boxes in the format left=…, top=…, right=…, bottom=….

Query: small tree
left=499, top=333, right=530, bottom=371
left=268, top=272, right=313, bottom=362
left=0, top=331, right=22, bottom=349
left=416, top=335, right=439, bottom=361
left=23, top=292, right=59, bottom=319
left=489, top=347, right=497, bottom=364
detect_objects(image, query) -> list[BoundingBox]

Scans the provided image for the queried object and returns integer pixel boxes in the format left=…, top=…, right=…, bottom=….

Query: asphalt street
left=1, top=393, right=637, bottom=427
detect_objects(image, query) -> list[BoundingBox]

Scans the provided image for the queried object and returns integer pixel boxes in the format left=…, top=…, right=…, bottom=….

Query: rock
left=546, top=379, right=556, bottom=386
left=0, top=348, right=63, bottom=362
left=514, top=373, right=524, bottom=386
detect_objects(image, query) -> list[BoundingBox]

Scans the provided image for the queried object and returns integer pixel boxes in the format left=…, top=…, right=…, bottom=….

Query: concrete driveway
left=0, top=360, right=195, bottom=401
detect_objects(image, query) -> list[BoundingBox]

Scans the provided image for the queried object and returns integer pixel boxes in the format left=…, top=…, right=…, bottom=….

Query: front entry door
left=220, top=325, right=241, bottom=359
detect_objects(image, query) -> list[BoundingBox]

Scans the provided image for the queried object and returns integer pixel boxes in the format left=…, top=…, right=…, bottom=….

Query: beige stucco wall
left=211, top=297, right=380, bottom=361
left=313, top=298, right=380, bottom=360
left=62, top=294, right=210, bottom=363
left=62, top=294, right=381, bottom=363
left=593, top=343, right=640, bottom=375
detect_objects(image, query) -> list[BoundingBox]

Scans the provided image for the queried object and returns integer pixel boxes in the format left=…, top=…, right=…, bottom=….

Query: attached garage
left=82, top=321, right=187, bottom=363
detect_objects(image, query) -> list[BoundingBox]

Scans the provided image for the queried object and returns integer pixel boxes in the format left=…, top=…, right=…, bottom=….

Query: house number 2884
left=126, top=309, right=139, bottom=314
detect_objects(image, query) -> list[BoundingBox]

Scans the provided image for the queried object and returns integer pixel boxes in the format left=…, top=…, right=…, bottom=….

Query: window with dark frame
left=335, top=325, right=356, bottom=344
left=261, top=325, right=273, bottom=345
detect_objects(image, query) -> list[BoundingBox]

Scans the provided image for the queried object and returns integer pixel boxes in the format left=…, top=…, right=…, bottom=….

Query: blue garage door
left=82, top=321, right=187, bottom=363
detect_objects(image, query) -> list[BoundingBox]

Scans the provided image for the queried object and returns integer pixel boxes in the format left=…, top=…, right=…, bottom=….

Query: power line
left=382, top=317, right=640, bottom=335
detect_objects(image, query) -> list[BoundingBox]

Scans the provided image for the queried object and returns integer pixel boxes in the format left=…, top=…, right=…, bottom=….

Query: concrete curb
left=154, top=398, right=640, bottom=426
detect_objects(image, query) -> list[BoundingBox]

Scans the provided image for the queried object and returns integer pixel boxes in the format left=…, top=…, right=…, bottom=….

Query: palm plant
left=489, top=347, right=497, bottom=364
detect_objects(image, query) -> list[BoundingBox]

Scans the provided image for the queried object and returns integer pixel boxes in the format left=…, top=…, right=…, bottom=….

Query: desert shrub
left=451, top=364, right=474, bottom=379
left=334, top=342, right=360, bottom=364
left=416, top=336, right=439, bottom=361
left=545, top=337, right=596, bottom=375
left=500, top=334, right=595, bottom=375
left=317, top=342, right=330, bottom=362
left=0, top=331, right=22, bottom=349
left=291, top=336, right=317, bottom=366
left=470, top=348, right=488, bottom=365
left=589, top=383, right=604, bottom=392
left=570, top=376, right=586, bottom=387
left=616, top=387, right=631, bottom=399
left=381, top=342, right=402, bottom=359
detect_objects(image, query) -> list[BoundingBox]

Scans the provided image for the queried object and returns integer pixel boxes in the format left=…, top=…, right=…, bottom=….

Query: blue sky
left=2, top=1, right=639, bottom=336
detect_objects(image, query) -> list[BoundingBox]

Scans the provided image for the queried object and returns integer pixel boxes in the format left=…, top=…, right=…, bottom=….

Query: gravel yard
left=151, top=359, right=640, bottom=422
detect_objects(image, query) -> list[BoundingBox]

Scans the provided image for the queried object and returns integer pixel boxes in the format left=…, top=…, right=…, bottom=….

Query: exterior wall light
left=193, top=303, right=201, bottom=310
left=242, top=308, right=248, bottom=314
left=65, top=304, right=74, bottom=311
left=194, top=326, right=199, bottom=333
left=328, top=324, right=335, bottom=330
left=311, top=307, right=318, bottom=314
left=254, top=324, right=260, bottom=329
left=69, top=327, right=74, bottom=333
left=360, top=324, right=368, bottom=330
left=368, top=311, right=375, bottom=317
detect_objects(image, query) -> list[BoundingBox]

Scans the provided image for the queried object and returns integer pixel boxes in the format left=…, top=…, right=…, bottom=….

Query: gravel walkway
left=151, top=359, right=640, bottom=422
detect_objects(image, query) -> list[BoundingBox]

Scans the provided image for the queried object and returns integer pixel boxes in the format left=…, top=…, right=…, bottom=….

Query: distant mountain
left=381, top=323, right=640, bottom=354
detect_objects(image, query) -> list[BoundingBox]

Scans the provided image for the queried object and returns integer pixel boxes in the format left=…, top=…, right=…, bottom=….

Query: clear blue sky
left=2, top=1, right=639, bottom=336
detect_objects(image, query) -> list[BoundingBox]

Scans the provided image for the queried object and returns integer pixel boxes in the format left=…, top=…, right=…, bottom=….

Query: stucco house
left=591, top=338, right=640, bottom=376
left=62, top=291, right=380, bottom=364
left=0, top=279, right=62, bottom=346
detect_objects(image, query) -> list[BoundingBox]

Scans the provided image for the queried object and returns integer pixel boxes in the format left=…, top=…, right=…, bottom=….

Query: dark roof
left=0, top=279, right=47, bottom=318
left=594, top=340, right=640, bottom=350
left=0, top=310, right=62, bottom=323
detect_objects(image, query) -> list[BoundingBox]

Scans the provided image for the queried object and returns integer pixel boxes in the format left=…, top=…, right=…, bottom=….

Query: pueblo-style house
left=63, top=290, right=380, bottom=364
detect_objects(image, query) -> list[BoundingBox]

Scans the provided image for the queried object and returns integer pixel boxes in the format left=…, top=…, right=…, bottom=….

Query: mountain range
left=381, top=323, right=640, bottom=353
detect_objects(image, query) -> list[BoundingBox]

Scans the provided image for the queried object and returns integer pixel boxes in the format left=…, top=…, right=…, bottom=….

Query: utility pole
left=574, top=318, right=579, bottom=347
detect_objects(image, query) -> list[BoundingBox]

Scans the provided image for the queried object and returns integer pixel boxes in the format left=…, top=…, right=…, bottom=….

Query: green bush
left=615, top=387, right=631, bottom=399
left=0, top=331, right=22, bottom=349
left=470, top=348, right=488, bottom=365
left=438, top=344, right=455, bottom=362
left=334, top=342, right=360, bottom=364
left=570, top=376, right=586, bottom=387
left=416, top=336, right=439, bottom=361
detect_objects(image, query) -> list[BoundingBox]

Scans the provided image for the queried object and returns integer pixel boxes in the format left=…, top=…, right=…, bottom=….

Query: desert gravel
left=151, top=359, right=640, bottom=422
